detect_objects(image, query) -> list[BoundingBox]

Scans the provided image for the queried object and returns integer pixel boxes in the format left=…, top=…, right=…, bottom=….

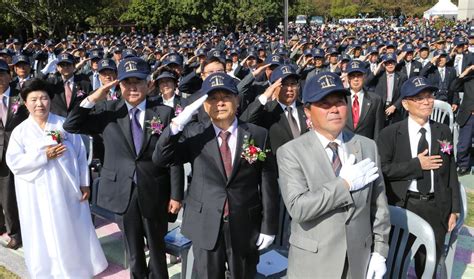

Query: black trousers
left=116, top=186, right=169, bottom=279
left=456, top=113, right=474, bottom=169
left=0, top=174, right=21, bottom=242
left=192, top=220, right=259, bottom=279
left=404, top=196, right=447, bottom=278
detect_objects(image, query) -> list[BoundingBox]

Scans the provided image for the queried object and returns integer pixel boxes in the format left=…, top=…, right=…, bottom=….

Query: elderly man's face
left=120, top=77, right=148, bottom=106
left=99, top=69, right=117, bottom=85
left=278, top=77, right=299, bottom=106
left=305, top=93, right=347, bottom=139
left=348, top=72, right=365, bottom=92
left=204, top=90, right=239, bottom=122
left=402, top=91, right=434, bottom=122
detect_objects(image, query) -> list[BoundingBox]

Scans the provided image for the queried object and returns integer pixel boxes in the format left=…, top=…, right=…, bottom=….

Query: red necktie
left=219, top=131, right=232, bottom=217
left=352, top=93, right=360, bottom=128
left=64, top=81, right=73, bottom=108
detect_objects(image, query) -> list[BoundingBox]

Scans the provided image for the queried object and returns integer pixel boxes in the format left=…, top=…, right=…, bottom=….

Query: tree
left=120, top=0, right=171, bottom=30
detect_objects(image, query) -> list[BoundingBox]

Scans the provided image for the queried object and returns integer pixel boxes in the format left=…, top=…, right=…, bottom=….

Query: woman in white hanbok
left=5, top=79, right=107, bottom=278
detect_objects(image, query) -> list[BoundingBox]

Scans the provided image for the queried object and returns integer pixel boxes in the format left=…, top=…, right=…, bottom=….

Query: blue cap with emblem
left=13, top=54, right=30, bottom=66
left=346, top=60, right=367, bottom=75
left=201, top=73, right=238, bottom=95
left=270, top=65, right=299, bottom=84
left=117, top=57, right=150, bottom=81
left=98, top=59, right=117, bottom=73
left=303, top=72, right=349, bottom=103
left=57, top=53, right=75, bottom=64
left=401, top=76, right=438, bottom=98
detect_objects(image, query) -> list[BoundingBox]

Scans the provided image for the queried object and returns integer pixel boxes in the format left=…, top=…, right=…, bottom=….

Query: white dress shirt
left=350, top=89, right=364, bottom=118
left=405, top=61, right=411, bottom=77
left=63, top=76, right=74, bottom=91
left=162, top=95, right=175, bottom=108
left=438, top=67, right=446, bottom=81
left=1, top=87, right=11, bottom=107
left=386, top=73, right=395, bottom=103
left=407, top=116, right=434, bottom=193
left=314, top=130, right=347, bottom=165
left=213, top=118, right=239, bottom=163
left=279, top=102, right=301, bottom=131
left=454, top=54, right=463, bottom=76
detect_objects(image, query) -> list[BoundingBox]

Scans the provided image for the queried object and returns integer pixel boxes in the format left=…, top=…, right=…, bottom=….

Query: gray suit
left=277, top=130, right=390, bottom=279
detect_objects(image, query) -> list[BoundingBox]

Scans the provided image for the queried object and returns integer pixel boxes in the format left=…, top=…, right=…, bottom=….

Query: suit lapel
left=357, top=92, right=372, bottom=125
left=116, top=101, right=135, bottom=155
left=203, top=124, right=228, bottom=182
left=137, top=104, right=155, bottom=157
left=274, top=103, right=295, bottom=139
left=398, top=119, right=412, bottom=160
left=346, top=95, right=354, bottom=127
left=343, top=131, right=363, bottom=221
left=296, top=102, right=307, bottom=133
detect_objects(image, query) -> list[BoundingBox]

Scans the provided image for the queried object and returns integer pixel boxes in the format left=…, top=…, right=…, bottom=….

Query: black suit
left=345, top=90, right=385, bottom=140
left=397, top=60, right=423, bottom=79
left=377, top=119, right=460, bottom=275
left=240, top=99, right=308, bottom=248
left=64, top=98, right=183, bottom=279
left=420, top=63, right=458, bottom=105
left=47, top=74, right=92, bottom=117
left=0, top=88, right=28, bottom=243
left=365, top=70, right=407, bottom=125
left=153, top=120, right=279, bottom=279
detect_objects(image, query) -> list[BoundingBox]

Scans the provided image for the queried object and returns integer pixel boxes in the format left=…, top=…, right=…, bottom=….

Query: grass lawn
left=466, top=191, right=474, bottom=227
left=0, top=266, right=19, bottom=279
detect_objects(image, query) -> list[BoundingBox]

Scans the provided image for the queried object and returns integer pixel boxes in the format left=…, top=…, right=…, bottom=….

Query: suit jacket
left=420, top=63, right=458, bottom=105
left=365, top=70, right=407, bottom=110
left=48, top=74, right=92, bottom=117
left=63, top=98, right=184, bottom=219
left=345, top=90, right=385, bottom=140
left=237, top=72, right=270, bottom=113
left=377, top=119, right=460, bottom=227
left=0, top=88, right=29, bottom=176
left=447, top=52, right=473, bottom=73
left=240, top=99, right=308, bottom=153
left=153, top=120, right=279, bottom=254
left=277, top=130, right=390, bottom=279
left=450, top=75, right=474, bottom=126
left=396, top=60, right=423, bottom=79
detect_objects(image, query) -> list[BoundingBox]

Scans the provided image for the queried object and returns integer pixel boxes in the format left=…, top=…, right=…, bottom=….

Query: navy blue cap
left=196, top=48, right=206, bottom=56
left=453, top=37, right=467, bottom=46
left=117, top=57, right=150, bottom=81
left=57, top=53, right=75, bottom=64
left=0, top=60, right=9, bottom=72
left=276, top=48, right=288, bottom=56
left=433, top=50, right=448, bottom=57
left=340, top=54, right=351, bottom=62
left=469, top=32, right=474, bottom=39
left=313, top=48, right=325, bottom=58
left=89, top=49, right=103, bottom=60
left=247, top=51, right=258, bottom=59
left=402, top=44, right=415, bottom=52
left=346, top=60, right=367, bottom=75
left=401, top=76, right=438, bottom=99
left=155, top=71, right=177, bottom=82
left=270, top=65, right=299, bottom=84
left=123, top=48, right=137, bottom=58
left=98, top=59, right=117, bottom=73
left=386, top=40, right=397, bottom=48
left=382, top=53, right=397, bottom=63
left=201, top=73, right=238, bottom=95
left=264, top=54, right=283, bottom=67
left=12, top=55, right=30, bottom=66
left=303, top=48, right=313, bottom=56
left=163, top=54, right=183, bottom=67
left=206, top=49, right=225, bottom=63
left=419, top=43, right=430, bottom=50
left=367, top=46, right=379, bottom=55
left=303, top=72, right=349, bottom=103
left=230, top=48, right=240, bottom=55
left=328, top=47, right=339, bottom=55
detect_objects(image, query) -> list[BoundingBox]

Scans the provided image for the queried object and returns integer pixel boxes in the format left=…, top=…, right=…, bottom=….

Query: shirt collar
left=408, top=116, right=430, bottom=135
left=125, top=99, right=147, bottom=113
left=314, top=129, right=343, bottom=149
left=278, top=101, right=297, bottom=112
left=63, top=76, right=74, bottom=84
left=213, top=117, right=238, bottom=138
left=350, top=89, right=364, bottom=97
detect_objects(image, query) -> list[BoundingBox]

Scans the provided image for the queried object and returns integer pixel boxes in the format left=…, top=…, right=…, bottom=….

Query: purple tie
left=130, top=107, right=143, bottom=154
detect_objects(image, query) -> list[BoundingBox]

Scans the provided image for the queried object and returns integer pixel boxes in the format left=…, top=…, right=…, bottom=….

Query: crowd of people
left=0, top=17, right=472, bottom=278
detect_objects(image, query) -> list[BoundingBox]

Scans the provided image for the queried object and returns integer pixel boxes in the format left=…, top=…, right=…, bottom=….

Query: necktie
left=406, top=62, right=411, bottom=78
left=327, top=142, right=342, bottom=176
left=19, top=80, right=24, bottom=89
left=439, top=68, right=445, bottom=81
left=130, top=107, right=143, bottom=155
left=93, top=72, right=101, bottom=90
left=352, top=93, right=360, bottom=128
left=64, top=81, right=73, bottom=108
left=219, top=131, right=232, bottom=217
left=417, top=128, right=431, bottom=194
left=386, top=74, right=394, bottom=103
left=0, top=95, right=7, bottom=125
left=286, top=107, right=300, bottom=139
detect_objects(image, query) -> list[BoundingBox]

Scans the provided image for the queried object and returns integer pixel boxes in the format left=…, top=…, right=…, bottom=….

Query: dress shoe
left=457, top=167, right=471, bottom=176
left=5, top=238, right=21, bottom=250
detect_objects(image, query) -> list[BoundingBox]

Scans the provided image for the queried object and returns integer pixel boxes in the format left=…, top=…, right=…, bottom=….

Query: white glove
left=171, top=94, right=208, bottom=131
left=256, top=233, right=275, bottom=250
left=339, top=154, right=379, bottom=192
left=366, top=252, right=386, bottom=279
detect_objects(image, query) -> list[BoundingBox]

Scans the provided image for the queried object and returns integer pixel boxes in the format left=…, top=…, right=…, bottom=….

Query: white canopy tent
left=423, top=0, right=458, bottom=19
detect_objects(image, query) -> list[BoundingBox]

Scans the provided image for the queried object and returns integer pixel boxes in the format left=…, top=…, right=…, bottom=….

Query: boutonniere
left=110, top=93, right=118, bottom=100
left=175, top=104, right=183, bottom=116
left=76, top=89, right=85, bottom=97
left=46, top=130, right=66, bottom=144
left=241, top=137, right=269, bottom=164
left=438, top=139, right=453, bottom=155
left=146, top=116, right=164, bottom=135
left=10, top=96, right=21, bottom=114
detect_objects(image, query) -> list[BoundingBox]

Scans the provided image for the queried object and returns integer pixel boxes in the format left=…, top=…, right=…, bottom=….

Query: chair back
left=386, top=206, right=437, bottom=279
left=430, top=100, right=454, bottom=132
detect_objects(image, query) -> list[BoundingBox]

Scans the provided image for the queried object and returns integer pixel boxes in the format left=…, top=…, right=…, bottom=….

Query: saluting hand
left=87, top=80, right=120, bottom=103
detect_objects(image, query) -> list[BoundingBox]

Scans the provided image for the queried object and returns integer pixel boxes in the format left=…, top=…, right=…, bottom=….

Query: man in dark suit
left=450, top=65, right=474, bottom=175
left=153, top=73, right=279, bottom=279
left=345, top=60, right=385, bottom=140
left=396, top=44, right=423, bottom=79
left=47, top=53, right=92, bottom=117
left=449, top=37, right=473, bottom=77
left=10, top=55, right=33, bottom=91
left=377, top=76, right=460, bottom=277
left=420, top=50, right=459, bottom=110
left=0, top=60, right=28, bottom=249
left=240, top=65, right=307, bottom=248
left=365, top=53, right=407, bottom=126
left=64, top=57, right=183, bottom=279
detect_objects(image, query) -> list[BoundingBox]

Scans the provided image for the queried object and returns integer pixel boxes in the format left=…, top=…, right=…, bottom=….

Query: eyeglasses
left=406, top=95, right=435, bottom=103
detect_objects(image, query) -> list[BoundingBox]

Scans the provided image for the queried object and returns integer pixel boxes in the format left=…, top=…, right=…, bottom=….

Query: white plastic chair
left=386, top=206, right=437, bottom=279
left=439, top=184, right=468, bottom=279
left=430, top=100, right=454, bottom=133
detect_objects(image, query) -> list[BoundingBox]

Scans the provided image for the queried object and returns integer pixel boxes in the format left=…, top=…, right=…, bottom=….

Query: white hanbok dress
left=6, top=113, right=107, bottom=278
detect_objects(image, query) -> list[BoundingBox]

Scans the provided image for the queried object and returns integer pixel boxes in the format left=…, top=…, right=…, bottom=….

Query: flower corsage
left=241, top=138, right=268, bottom=164
left=10, top=96, right=21, bottom=114
left=46, top=130, right=66, bottom=144
left=146, top=116, right=164, bottom=135
left=438, top=139, right=453, bottom=155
